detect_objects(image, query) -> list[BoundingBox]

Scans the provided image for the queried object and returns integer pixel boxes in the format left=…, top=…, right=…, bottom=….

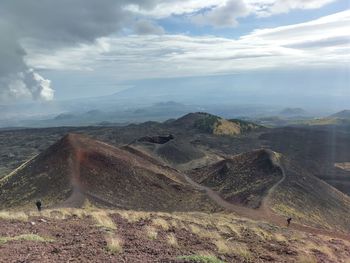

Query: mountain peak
left=171, top=112, right=262, bottom=135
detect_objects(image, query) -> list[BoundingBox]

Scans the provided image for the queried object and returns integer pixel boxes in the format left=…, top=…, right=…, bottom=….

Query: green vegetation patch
left=194, top=115, right=220, bottom=133
left=177, top=255, right=226, bottom=263
left=0, top=234, right=54, bottom=244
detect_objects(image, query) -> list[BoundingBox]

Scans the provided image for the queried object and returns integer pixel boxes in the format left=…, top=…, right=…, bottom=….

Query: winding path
left=258, top=150, right=286, bottom=217
left=183, top=150, right=350, bottom=241
left=60, top=135, right=350, bottom=240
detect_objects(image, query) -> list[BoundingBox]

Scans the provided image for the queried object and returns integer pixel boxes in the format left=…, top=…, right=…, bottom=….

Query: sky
left=0, top=0, right=349, bottom=107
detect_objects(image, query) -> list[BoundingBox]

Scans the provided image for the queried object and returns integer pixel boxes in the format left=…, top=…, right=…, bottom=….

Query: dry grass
left=189, top=224, right=202, bottom=234
left=189, top=224, right=221, bottom=240
left=105, top=234, right=123, bottom=254
left=34, top=208, right=88, bottom=219
left=0, top=211, right=28, bottom=221
left=0, top=208, right=346, bottom=262
left=273, top=233, right=287, bottom=242
left=59, top=208, right=87, bottom=218
left=217, top=223, right=241, bottom=237
left=213, top=239, right=252, bottom=260
left=213, top=239, right=231, bottom=254
left=297, top=253, right=318, bottom=263
left=41, top=210, right=67, bottom=219
left=171, top=212, right=215, bottom=228
left=289, top=231, right=305, bottom=242
left=213, top=119, right=241, bottom=136
left=166, top=233, right=178, bottom=247
left=0, top=234, right=53, bottom=244
left=231, top=242, right=252, bottom=261
left=152, top=218, right=169, bottom=230
left=90, top=211, right=116, bottom=230
left=169, top=219, right=179, bottom=228
left=145, top=226, right=158, bottom=240
left=303, top=241, right=335, bottom=261
left=178, top=254, right=225, bottom=263
left=251, top=226, right=272, bottom=240
left=117, top=210, right=150, bottom=223
left=170, top=219, right=190, bottom=231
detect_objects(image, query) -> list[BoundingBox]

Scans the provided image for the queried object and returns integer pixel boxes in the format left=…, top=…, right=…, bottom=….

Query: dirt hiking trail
left=184, top=150, right=350, bottom=241
left=60, top=135, right=350, bottom=241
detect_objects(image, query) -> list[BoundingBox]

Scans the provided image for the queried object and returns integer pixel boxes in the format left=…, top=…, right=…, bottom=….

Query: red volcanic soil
left=1, top=211, right=349, bottom=263
left=0, top=214, right=216, bottom=263
left=1, top=133, right=349, bottom=241
left=0, top=133, right=219, bottom=212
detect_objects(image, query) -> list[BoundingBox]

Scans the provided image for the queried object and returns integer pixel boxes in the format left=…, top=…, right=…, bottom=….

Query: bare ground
left=0, top=210, right=349, bottom=262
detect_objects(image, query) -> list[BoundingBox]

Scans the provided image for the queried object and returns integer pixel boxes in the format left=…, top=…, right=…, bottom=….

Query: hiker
left=287, top=217, right=292, bottom=227
left=35, top=200, right=42, bottom=212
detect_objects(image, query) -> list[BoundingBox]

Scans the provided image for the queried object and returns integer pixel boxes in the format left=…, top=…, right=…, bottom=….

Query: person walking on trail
left=35, top=200, right=42, bottom=212
left=287, top=217, right=292, bottom=227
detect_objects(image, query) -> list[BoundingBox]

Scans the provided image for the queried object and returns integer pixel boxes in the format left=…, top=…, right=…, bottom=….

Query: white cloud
left=191, top=0, right=250, bottom=27
left=129, top=0, right=338, bottom=23
left=0, top=69, right=54, bottom=101
left=0, top=0, right=159, bottom=102
left=246, top=0, right=338, bottom=17
left=25, top=11, right=350, bottom=81
left=125, top=0, right=227, bottom=18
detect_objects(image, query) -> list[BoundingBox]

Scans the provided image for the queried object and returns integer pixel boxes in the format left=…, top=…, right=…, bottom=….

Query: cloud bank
left=25, top=10, right=350, bottom=81
left=0, top=0, right=344, bottom=103
left=130, top=0, right=338, bottom=24
left=0, top=0, right=158, bottom=102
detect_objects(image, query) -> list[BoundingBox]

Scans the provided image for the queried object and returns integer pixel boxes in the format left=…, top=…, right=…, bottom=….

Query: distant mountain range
left=330, top=110, right=350, bottom=119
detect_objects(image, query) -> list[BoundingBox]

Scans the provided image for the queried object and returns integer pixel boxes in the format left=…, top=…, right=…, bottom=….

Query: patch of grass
left=39, top=209, right=64, bottom=219
left=0, top=234, right=54, bottom=244
left=0, top=211, right=28, bottom=221
left=304, top=241, right=335, bottom=261
left=90, top=211, right=116, bottom=230
left=213, top=239, right=252, bottom=259
left=174, top=220, right=190, bottom=231
left=194, top=115, right=220, bottom=133
left=178, top=255, right=225, bottom=263
left=145, top=226, right=158, bottom=240
left=105, top=235, right=123, bottom=254
left=297, top=254, right=318, bottom=263
left=189, top=224, right=221, bottom=239
left=61, top=208, right=87, bottom=218
left=251, top=227, right=272, bottom=240
left=118, top=210, right=150, bottom=223
left=213, top=239, right=231, bottom=254
left=231, top=242, right=252, bottom=261
left=213, top=119, right=241, bottom=136
left=189, top=224, right=202, bottom=234
left=273, top=233, right=287, bottom=242
left=169, top=219, right=179, bottom=228
left=289, top=232, right=305, bottom=241
left=217, top=223, right=241, bottom=237
left=152, top=218, right=169, bottom=230
left=82, top=199, right=95, bottom=210
left=166, top=233, right=178, bottom=247
left=36, top=208, right=88, bottom=220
